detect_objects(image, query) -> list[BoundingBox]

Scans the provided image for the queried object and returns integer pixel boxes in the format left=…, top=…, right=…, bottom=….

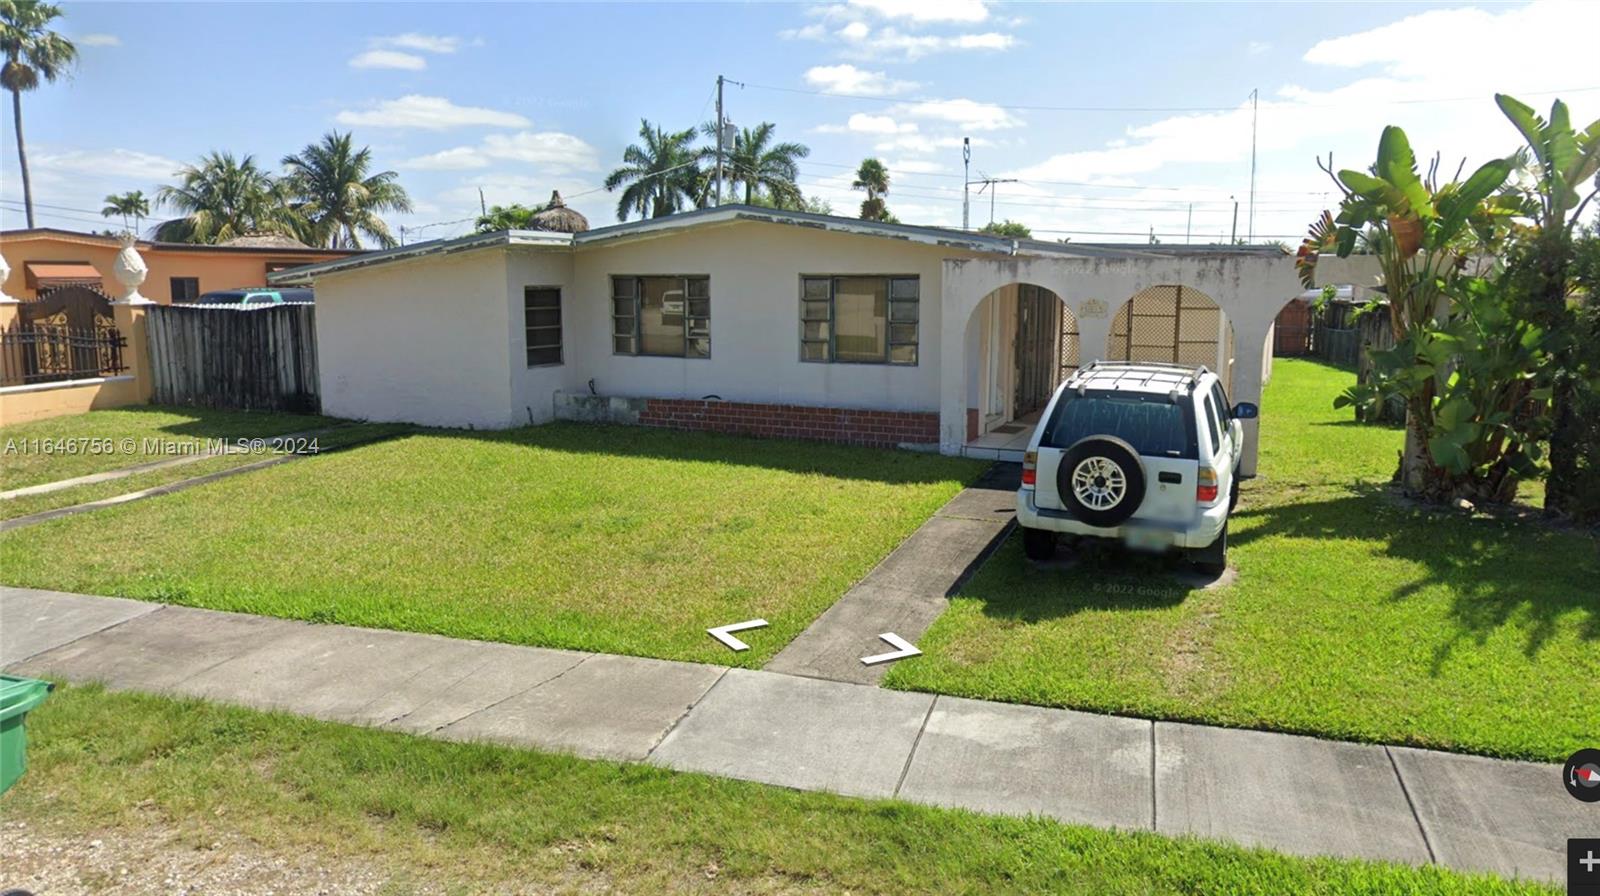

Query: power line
left=739, top=80, right=1600, bottom=113
left=796, top=158, right=1326, bottom=196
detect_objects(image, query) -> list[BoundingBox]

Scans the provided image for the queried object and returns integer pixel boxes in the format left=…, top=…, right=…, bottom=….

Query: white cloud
left=400, top=131, right=600, bottom=174
left=987, top=0, right=1600, bottom=243
left=848, top=0, right=989, bottom=23
left=888, top=159, right=950, bottom=175
left=818, top=113, right=919, bottom=135
left=844, top=26, right=1014, bottom=61
left=894, top=98, right=1020, bottom=131
left=349, top=50, right=426, bottom=71
left=803, top=63, right=917, bottom=96
left=374, top=33, right=462, bottom=54
left=782, top=3, right=1015, bottom=60
left=1247, top=41, right=1271, bottom=55
left=335, top=95, right=530, bottom=130
left=77, top=33, right=120, bottom=47
left=36, top=148, right=180, bottom=181
left=398, top=147, right=491, bottom=170
left=875, top=134, right=988, bottom=154
left=481, top=132, right=600, bottom=171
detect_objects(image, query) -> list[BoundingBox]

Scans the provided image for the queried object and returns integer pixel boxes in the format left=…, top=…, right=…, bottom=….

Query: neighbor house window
left=799, top=275, right=918, bottom=365
left=611, top=276, right=709, bottom=358
left=170, top=277, right=200, bottom=303
left=524, top=287, right=562, bottom=366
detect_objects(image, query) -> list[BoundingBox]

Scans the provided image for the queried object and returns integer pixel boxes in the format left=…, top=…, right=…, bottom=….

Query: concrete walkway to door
left=2, top=585, right=1587, bottom=885
left=765, top=463, right=1017, bottom=685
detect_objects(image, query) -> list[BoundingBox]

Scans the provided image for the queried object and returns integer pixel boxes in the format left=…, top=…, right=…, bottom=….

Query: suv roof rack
left=1071, top=360, right=1210, bottom=396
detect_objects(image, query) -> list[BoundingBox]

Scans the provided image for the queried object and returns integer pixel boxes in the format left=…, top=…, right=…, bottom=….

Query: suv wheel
left=1021, top=526, right=1056, bottom=561
left=1191, top=521, right=1228, bottom=576
left=1056, top=436, right=1147, bottom=527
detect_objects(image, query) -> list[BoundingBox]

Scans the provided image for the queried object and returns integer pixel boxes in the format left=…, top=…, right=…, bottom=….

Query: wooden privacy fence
left=146, top=304, right=319, bottom=412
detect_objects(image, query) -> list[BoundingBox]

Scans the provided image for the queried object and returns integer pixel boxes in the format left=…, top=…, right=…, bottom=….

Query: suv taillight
left=1022, top=450, right=1037, bottom=487
left=1196, top=466, right=1219, bottom=503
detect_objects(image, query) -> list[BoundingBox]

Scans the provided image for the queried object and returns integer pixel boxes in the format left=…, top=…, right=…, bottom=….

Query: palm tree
left=852, top=158, right=891, bottom=221
left=604, top=119, right=700, bottom=222
left=1, top=0, right=77, bottom=229
left=100, top=190, right=150, bottom=234
left=281, top=131, right=412, bottom=249
left=155, top=151, right=294, bottom=244
left=720, top=122, right=809, bottom=207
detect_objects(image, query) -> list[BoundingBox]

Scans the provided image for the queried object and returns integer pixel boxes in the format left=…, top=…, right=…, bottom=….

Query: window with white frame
left=799, top=275, right=918, bottom=365
left=611, top=276, right=710, bottom=358
left=524, top=287, right=562, bottom=366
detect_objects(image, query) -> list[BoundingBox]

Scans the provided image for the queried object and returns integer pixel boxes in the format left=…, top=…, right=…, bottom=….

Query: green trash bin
left=0, top=674, right=52, bottom=796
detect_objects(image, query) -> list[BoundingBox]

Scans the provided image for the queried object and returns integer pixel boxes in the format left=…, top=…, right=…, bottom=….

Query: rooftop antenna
left=972, top=172, right=1018, bottom=227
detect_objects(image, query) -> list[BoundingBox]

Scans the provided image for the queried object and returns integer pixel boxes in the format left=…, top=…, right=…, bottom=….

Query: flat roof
left=0, top=227, right=359, bottom=257
left=267, top=204, right=1288, bottom=284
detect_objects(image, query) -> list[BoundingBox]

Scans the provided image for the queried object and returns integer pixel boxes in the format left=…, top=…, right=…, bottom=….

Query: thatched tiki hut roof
left=219, top=233, right=313, bottom=249
left=532, top=191, right=589, bottom=233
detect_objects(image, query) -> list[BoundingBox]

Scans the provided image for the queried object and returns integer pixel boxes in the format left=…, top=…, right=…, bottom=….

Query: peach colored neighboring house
left=0, top=228, right=358, bottom=303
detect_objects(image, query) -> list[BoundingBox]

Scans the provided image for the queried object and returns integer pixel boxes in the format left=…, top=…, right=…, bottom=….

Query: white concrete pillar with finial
left=109, top=234, right=156, bottom=402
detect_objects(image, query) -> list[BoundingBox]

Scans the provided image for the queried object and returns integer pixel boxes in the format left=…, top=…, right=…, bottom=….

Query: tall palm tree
left=100, top=190, right=150, bottom=234
left=721, top=122, right=808, bottom=207
left=1, top=0, right=77, bottom=229
left=155, top=151, right=294, bottom=244
left=604, top=119, right=700, bottom=222
left=281, top=131, right=412, bottom=249
left=852, top=158, right=891, bottom=221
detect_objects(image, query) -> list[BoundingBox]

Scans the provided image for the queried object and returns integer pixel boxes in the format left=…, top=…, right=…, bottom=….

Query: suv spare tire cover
left=1056, top=435, right=1147, bottom=527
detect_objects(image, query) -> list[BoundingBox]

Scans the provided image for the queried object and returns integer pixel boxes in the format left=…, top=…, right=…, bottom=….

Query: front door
left=1013, top=284, right=1059, bottom=417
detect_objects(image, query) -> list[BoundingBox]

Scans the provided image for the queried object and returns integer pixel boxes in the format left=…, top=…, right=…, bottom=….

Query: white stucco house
left=275, top=205, right=1367, bottom=476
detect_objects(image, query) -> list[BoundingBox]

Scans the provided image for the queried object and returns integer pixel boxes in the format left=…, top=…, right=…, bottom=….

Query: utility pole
left=1248, top=88, right=1258, bottom=243
left=478, top=188, right=487, bottom=217
left=962, top=137, right=971, bottom=230
left=1230, top=196, right=1239, bottom=244
left=715, top=75, right=725, bottom=206
left=1185, top=204, right=1192, bottom=245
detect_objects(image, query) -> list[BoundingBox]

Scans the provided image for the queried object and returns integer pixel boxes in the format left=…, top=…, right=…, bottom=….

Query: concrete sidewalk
left=2, top=586, right=1589, bottom=884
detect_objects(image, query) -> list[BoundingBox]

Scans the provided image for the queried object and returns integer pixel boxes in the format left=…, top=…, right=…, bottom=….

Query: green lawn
left=0, top=405, right=332, bottom=491
left=0, top=684, right=1551, bottom=895
left=1, top=422, right=414, bottom=521
left=0, top=424, right=981, bottom=666
left=885, top=359, right=1600, bottom=763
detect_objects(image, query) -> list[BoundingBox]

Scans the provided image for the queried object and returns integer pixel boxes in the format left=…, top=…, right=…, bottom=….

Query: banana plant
left=1305, top=125, right=1513, bottom=493
left=1496, top=94, right=1600, bottom=233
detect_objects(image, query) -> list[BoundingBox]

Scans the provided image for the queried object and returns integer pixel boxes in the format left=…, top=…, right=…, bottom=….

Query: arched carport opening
left=1106, top=285, right=1236, bottom=394
left=963, top=282, right=1079, bottom=456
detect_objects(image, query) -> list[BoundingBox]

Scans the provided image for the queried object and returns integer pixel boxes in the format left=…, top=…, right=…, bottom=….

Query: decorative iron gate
left=0, top=286, right=127, bottom=386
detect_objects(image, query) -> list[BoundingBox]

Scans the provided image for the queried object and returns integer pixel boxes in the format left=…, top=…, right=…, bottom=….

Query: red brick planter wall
left=637, top=398, right=938, bottom=448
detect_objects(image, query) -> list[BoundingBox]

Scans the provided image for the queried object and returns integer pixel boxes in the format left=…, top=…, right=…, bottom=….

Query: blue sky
left=4, top=0, right=1597, bottom=245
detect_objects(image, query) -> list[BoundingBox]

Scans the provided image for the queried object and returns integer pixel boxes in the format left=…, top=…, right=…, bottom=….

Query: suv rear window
left=1042, top=391, right=1197, bottom=458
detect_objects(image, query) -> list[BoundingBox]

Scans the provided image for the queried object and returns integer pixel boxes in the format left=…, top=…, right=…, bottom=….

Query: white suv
left=1015, top=361, right=1257, bottom=575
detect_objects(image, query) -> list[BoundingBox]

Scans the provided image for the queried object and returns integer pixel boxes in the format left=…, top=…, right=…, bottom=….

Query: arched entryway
left=1105, top=285, right=1236, bottom=394
left=963, top=282, right=1079, bottom=456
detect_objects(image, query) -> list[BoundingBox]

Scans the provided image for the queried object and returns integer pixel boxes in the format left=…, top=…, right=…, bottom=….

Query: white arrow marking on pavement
left=707, top=618, right=768, bottom=652
left=860, top=632, right=922, bottom=666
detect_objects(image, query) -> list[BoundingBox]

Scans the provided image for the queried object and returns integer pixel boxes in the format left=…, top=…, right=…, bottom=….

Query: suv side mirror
left=1232, top=402, right=1259, bottom=419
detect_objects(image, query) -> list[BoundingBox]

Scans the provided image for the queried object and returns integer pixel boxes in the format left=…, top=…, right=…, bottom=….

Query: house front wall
left=315, top=247, right=517, bottom=428
left=561, top=222, right=978, bottom=415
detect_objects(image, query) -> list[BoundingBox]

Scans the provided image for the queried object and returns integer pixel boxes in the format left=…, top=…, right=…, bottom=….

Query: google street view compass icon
left=1565, top=749, right=1600, bottom=803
